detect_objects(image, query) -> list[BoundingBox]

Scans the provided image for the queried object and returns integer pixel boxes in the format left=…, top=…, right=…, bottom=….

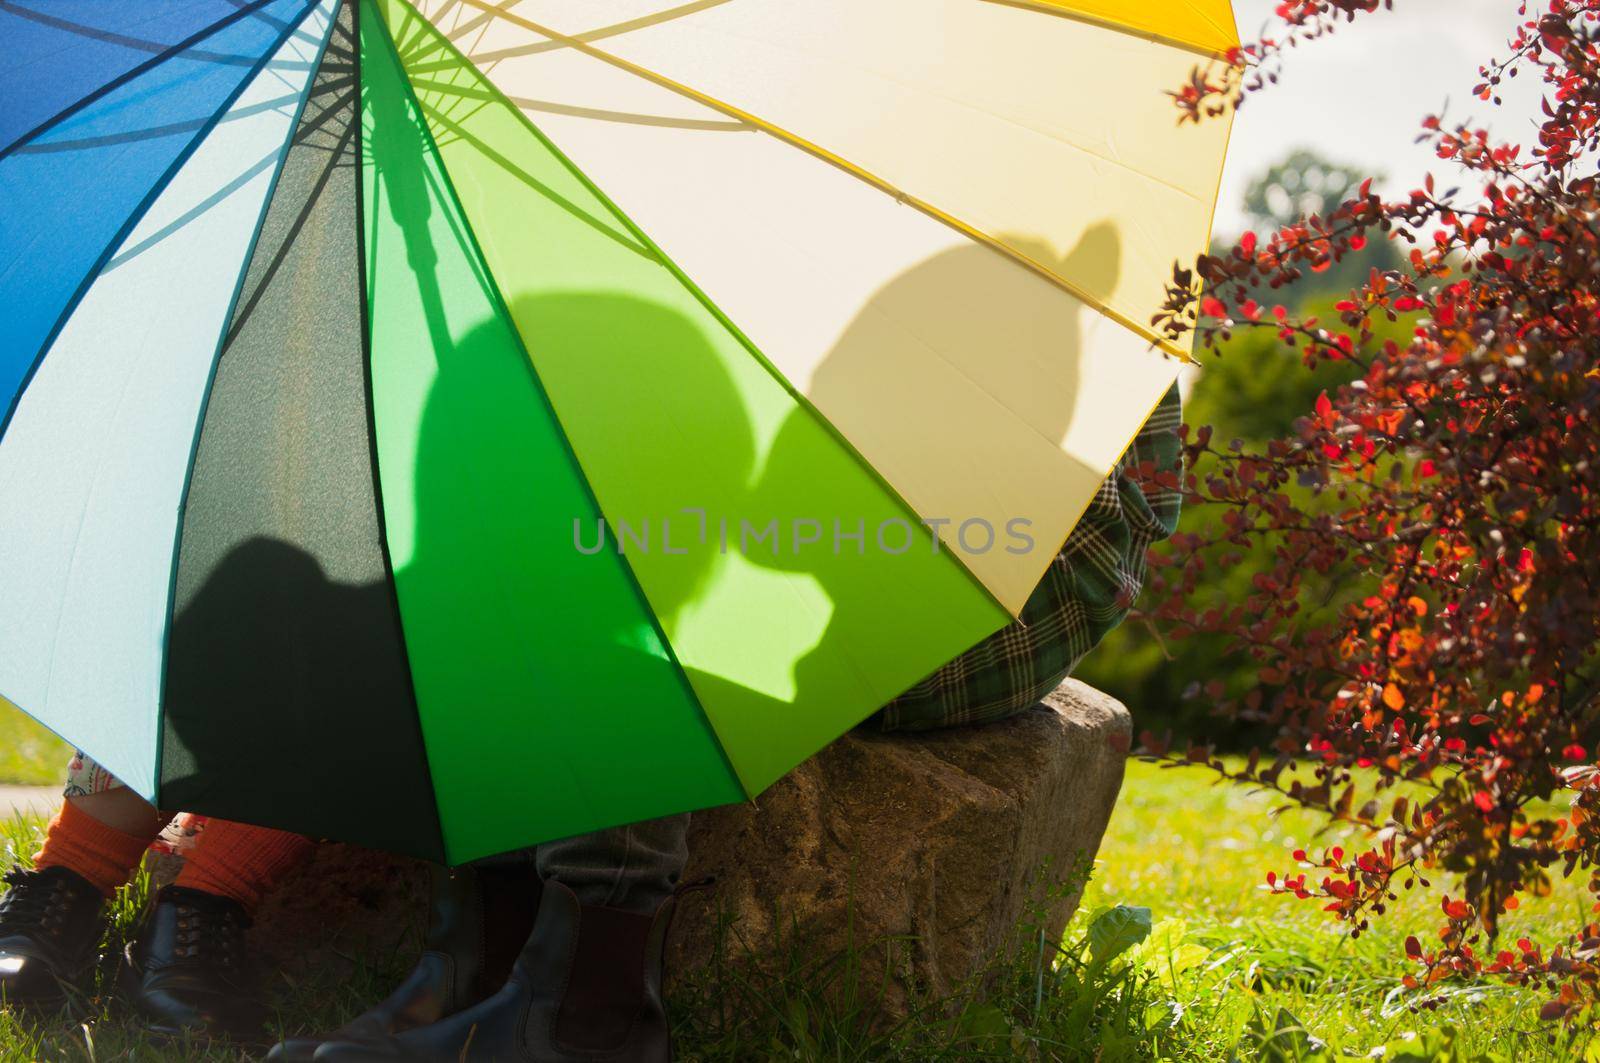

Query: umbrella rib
left=404, top=75, right=746, bottom=132
left=446, top=0, right=1195, bottom=364
left=13, top=89, right=320, bottom=156
left=412, top=100, right=656, bottom=261
left=293, top=83, right=360, bottom=146
left=406, top=0, right=738, bottom=70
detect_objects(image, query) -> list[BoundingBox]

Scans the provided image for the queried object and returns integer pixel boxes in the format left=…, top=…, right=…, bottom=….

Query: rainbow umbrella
left=0, top=0, right=1235, bottom=863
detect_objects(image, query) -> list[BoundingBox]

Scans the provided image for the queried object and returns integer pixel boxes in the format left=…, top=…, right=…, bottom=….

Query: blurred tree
left=1239, top=149, right=1406, bottom=297
left=1243, top=148, right=1367, bottom=230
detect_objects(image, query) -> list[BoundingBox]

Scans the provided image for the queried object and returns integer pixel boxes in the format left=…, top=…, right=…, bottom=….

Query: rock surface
left=668, top=678, right=1132, bottom=1012
left=239, top=679, right=1132, bottom=1019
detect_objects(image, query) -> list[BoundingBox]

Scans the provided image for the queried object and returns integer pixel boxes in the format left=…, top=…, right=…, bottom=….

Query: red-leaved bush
left=1145, top=0, right=1600, bottom=1020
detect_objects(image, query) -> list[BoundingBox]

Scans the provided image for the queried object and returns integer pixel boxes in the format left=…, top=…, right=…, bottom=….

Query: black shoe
left=123, top=885, right=264, bottom=1042
left=0, top=866, right=107, bottom=1008
left=313, top=880, right=675, bottom=1063
left=265, top=863, right=541, bottom=1062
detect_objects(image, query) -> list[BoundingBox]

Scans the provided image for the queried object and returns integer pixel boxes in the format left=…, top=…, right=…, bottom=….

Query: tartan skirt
left=873, top=382, right=1181, bottom=731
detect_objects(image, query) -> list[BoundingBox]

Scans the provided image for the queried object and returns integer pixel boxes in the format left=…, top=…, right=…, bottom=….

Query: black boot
left=0, top=866, right=106, bottom=1008
left=267, top=863, right=540, bottom=1062
left=123, top=885, right=264, bottom=1041
left=313, top=880, right=675, bottom=1063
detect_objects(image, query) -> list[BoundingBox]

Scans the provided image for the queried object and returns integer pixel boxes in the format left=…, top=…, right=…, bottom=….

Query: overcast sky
left=1213, top=0, right=1549, bottom=236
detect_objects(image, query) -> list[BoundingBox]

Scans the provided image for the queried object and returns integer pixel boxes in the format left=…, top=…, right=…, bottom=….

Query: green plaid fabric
left=874, top=382, right=1182, bottom=732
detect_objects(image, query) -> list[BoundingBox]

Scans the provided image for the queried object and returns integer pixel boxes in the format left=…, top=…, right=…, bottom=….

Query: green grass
left=1080, top=761, right=1595, bottom=1061
left=0, top=700, right=70, bottom=787
left=1, top=756, right=1595, bottom=1060
left=665, top=761, right=1598, bottom=1060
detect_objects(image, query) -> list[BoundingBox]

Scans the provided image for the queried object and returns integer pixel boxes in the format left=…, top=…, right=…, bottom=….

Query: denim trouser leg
left=534, top=813, right=690, bottom=914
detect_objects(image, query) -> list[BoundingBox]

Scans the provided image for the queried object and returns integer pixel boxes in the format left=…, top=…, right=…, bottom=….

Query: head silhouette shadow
left=801, top=221, right=1121, bottom=453
left=744, top=223, right=1122, bottom=698
left=491, top=291, right=757, bottom=629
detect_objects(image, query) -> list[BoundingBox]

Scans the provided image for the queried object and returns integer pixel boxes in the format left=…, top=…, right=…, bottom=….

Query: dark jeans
left=489, top=813, right=690, bottom=915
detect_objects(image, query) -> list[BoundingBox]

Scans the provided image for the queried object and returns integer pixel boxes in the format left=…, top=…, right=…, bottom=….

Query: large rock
left=667, top=679, right=1131, bottom=1013
left=239, top=680, right=1132, bottom=1021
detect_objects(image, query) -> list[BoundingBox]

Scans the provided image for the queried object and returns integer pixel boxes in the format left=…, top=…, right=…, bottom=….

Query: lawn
left=0, top=703, right=1594, bottom=1060
left=0, top=700, right=70, bottom=787
left=1079, top=760, right=1594, bottom=1061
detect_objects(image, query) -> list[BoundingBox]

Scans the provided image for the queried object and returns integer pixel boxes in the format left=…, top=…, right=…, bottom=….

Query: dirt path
left=0, top=784, right=59, bottom=820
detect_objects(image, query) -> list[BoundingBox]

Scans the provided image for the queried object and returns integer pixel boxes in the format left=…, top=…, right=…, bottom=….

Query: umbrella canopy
left=0, top=0, right=1235, bottom=863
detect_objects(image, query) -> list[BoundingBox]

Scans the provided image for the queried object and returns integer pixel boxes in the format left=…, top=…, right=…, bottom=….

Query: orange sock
left=173, top=819, right=313, bottom=915
left=33, top=799, right=161, bottom=898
